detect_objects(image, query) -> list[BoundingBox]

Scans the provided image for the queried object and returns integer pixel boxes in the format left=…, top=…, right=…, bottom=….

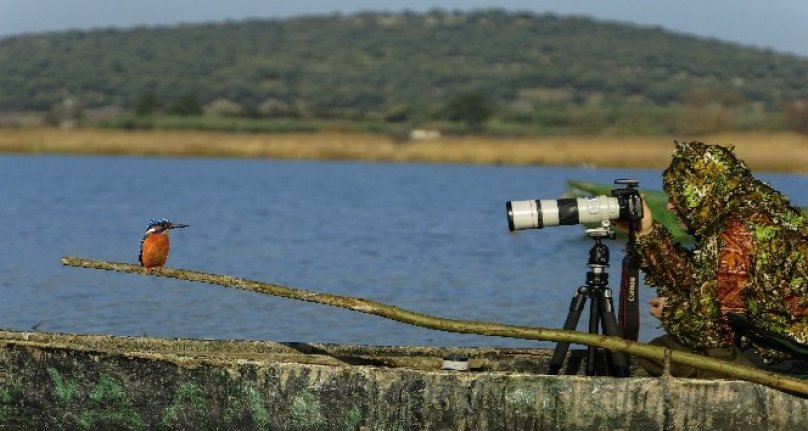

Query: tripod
left=547, top=224, right=630, bottom=376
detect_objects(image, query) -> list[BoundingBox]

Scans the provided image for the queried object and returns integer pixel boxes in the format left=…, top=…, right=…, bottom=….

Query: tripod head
left=584, top=222, right=612, bottom=287
left=584, top=221, right=615, bottom=241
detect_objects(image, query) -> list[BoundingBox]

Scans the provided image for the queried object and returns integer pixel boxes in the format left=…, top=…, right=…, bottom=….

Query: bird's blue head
left=145, top=218, right=189, bottom=234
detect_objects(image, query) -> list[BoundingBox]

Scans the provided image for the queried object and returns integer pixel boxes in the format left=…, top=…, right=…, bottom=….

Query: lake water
left=1, top=154, right=806, bottom=348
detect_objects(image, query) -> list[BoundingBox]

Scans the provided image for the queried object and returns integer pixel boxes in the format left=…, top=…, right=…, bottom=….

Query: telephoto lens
left=506, top=196, right=620, bottom=231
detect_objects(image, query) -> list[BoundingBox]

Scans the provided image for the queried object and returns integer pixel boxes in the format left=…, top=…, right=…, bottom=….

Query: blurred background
left=0, top=1, right=806, bottom=348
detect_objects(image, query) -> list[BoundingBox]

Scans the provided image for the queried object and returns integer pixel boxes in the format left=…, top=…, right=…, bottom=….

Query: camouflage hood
left=662, top=141, right=804, bottom=237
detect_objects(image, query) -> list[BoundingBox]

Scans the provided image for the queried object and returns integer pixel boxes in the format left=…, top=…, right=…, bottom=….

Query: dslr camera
left=506, top=179, right=643, bottom=231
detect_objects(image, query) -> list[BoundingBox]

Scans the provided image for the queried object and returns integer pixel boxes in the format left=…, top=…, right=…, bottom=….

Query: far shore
left=1, top=128, right=806, bottom=173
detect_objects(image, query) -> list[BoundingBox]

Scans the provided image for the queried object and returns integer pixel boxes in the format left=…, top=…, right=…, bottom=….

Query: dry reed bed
left=0, top=128, right=806, bottom=173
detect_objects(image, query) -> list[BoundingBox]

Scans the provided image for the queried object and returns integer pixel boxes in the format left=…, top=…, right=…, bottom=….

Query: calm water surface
left=2, top=154, right=806, bottom=348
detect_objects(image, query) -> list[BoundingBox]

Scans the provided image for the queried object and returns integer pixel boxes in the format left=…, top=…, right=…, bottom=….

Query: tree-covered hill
left=1, top=10, right=806, bottom=134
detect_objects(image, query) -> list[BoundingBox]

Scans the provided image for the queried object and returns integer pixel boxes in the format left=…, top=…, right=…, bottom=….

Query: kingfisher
left=139, top=218, right=188, bottom=270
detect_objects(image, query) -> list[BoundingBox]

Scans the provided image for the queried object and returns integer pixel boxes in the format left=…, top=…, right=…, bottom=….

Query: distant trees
left=133, top=93, right=162, bottom=116
left=1, top=10, right=806, bottom=134
left=442, top=91, right=492, bottom=132
left=782, top=99, right=808, bottom=134
left=131, top=93, right=203, bottom=117
left=204, top=99, right=244, bottom=117
left=166, top=94, right=202, bottom=116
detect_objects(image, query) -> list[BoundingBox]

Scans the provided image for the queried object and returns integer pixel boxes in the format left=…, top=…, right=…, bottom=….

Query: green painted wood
left=1, top=330, right=806, bottom=431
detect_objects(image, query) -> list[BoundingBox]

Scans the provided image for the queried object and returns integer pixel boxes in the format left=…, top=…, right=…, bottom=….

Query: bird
left=138, top=218, right=188, bottom=270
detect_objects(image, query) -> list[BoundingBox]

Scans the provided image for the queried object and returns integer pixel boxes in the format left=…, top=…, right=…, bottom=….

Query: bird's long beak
left=168, top=223, right=189, bottom=229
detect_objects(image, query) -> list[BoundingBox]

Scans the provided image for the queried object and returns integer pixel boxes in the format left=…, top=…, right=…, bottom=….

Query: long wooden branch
left=62, top=256, right=808, bottom=396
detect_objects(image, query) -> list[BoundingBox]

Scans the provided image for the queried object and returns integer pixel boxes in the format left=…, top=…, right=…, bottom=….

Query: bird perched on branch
left=139, top=219, right=188, bottom=270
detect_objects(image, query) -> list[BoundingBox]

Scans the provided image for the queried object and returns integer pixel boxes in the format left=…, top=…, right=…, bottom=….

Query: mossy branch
left=62, top=256, right=808, bottom=396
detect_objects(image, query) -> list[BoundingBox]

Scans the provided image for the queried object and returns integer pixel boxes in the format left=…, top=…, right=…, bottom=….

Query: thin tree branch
left=62, top=256, right=808, bottom=396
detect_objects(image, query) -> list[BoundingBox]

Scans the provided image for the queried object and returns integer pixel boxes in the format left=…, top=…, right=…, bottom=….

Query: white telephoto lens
left=576, top=196, right=621, bottom=224
left=507, top=200, right=541, bottom=230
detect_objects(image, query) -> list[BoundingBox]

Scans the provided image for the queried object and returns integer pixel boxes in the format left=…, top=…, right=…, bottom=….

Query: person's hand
left=636, top=195, right=654, bottom=237
left=649, top=297, right=667, bottom=319
left=615, top=194, right=654, bottom=237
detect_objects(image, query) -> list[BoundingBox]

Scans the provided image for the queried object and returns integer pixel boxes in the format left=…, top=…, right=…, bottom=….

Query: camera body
left=507, top=179, right=643, bottom=231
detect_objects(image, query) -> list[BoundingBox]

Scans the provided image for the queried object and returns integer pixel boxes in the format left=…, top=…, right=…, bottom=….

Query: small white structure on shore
left=409, top=129, right=442, bottom=140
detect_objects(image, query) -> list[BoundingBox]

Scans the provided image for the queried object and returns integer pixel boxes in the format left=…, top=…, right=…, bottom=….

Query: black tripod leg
left=597, top=292, right=630, bottom=377
left=547, top=288, right=588, bottom=375
left=586, top=296, right=601, bottom=375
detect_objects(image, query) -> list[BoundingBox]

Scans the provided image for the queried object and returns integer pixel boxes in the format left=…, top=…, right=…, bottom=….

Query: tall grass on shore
left=1, top=128, right=806, bottom=173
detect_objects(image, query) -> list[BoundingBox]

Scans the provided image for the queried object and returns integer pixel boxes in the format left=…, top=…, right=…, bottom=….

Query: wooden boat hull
left=0, top=330, right=805, bottom=430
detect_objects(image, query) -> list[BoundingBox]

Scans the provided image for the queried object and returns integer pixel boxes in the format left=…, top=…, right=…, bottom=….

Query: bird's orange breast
left=140, top=233, right=171, bottom=269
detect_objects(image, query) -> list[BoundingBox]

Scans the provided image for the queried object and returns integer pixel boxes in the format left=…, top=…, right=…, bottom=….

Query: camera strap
left=619, top=241, right=641, bottom=341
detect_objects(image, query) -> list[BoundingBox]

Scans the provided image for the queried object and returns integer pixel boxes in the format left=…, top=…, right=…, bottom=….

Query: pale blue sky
left=1, top=1, right=807, bottom=57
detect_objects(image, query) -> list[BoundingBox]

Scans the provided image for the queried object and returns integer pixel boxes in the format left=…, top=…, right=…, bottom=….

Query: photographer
left=631, top=142, right=808, bottom=377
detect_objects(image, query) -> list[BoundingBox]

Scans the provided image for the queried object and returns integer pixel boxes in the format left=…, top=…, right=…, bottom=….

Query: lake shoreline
left=2, top=128, right=806, bottom=173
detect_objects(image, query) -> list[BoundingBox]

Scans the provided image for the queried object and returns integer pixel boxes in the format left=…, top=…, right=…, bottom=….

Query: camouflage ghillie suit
left=635, top=142, right=808, bottom=363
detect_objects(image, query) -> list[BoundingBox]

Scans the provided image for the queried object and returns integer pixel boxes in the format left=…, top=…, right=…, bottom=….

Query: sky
left=1, top=1, right=807, bottom=58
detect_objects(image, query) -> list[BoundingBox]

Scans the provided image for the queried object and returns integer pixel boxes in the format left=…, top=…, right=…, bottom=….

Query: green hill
left=1, top=10, right=807, bottom=134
